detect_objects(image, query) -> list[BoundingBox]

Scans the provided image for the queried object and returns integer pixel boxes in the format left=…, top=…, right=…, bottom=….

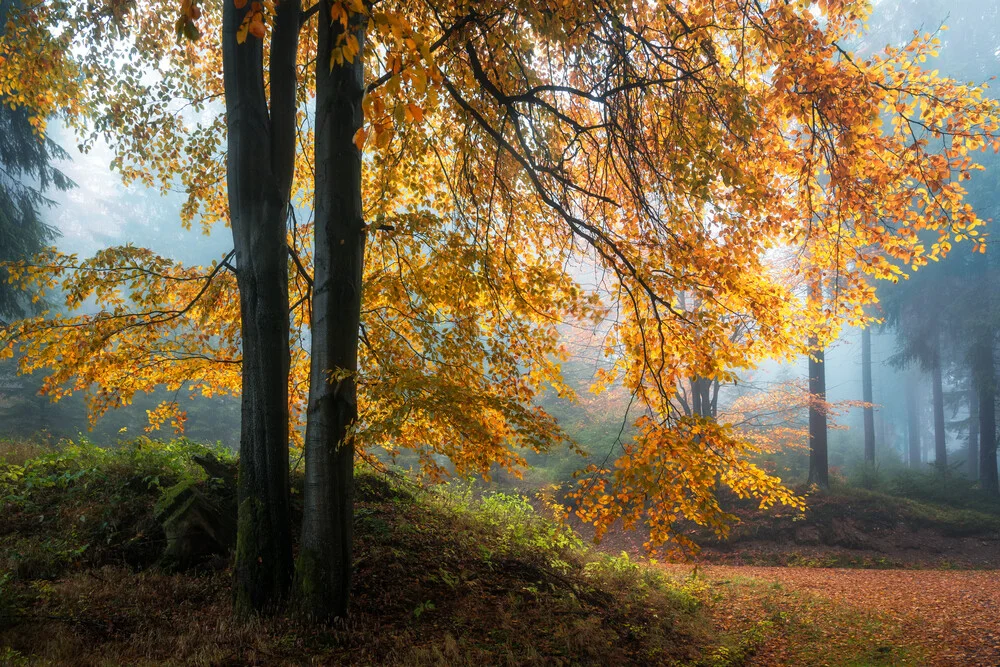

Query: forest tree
left=3, top=0, right=1000, bottom=616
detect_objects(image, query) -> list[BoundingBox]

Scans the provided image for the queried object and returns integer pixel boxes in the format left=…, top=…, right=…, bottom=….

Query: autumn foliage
left=2, top=0, right=999, bottom=555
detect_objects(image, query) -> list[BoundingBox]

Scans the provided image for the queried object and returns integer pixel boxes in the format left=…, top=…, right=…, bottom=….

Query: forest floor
left=2, top=438, right=999, bottom=665
left=658, top=565, right=1000, bottom=666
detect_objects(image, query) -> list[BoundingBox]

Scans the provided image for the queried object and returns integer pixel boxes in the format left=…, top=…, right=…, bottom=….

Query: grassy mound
left=687, top=484, right=1000, bottom=569
left=0, top=438, right=722, bottom=666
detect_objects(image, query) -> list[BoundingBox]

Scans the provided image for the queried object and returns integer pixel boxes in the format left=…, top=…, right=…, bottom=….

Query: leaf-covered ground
left=663, top=565, right=1000, bottom=666
left=3, top=439, right=998, bottom=666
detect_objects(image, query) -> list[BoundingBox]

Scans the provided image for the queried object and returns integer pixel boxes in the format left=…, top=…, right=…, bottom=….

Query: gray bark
left=931, top=331, right=947, bottom=470
left=223, top=0, right=301, bottom=615
left=808, top=337, right=829, bottom=489
left=968, top=372, right=979, bottom=481
left=296, top=0, right=367, bottom=620
left=862, top=325, right=876, bottom=464
left=974, top=338, right=998, bottom=496
left=906, top=376, right=921, bottom=468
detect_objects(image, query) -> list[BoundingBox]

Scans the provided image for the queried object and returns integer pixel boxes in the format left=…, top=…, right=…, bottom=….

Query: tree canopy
left=2, top=0, right=999, bottom=581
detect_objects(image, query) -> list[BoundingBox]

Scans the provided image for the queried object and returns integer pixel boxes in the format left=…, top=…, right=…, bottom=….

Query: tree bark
left=931, top=330, right=947, bottom=471
left=906, top=375, right=921, bottom=468
left=807, top=337, right=829, bottom=489
left=968, top=371, right=979, bottom=481
left=296, top=1, right=366, bottom=620
left=973, top=338, right=998, bottom=496
left=862, top=325, right=876, bottom=464
left=223, top=0, right=301, bottom=615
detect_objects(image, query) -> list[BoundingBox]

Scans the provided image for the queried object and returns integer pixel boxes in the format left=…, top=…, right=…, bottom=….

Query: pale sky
left=46, top=123, right=231, bottom=267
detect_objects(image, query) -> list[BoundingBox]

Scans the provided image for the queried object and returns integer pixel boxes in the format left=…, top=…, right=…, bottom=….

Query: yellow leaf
left=236, top=13, right=251, bottom=44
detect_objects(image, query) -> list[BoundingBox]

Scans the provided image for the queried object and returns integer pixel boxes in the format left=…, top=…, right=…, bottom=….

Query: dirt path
left=664, top=565, right=1000, bottom=666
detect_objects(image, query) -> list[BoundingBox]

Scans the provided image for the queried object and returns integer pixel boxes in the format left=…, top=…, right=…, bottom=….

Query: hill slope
left=2, top=438, right=981, bottom=665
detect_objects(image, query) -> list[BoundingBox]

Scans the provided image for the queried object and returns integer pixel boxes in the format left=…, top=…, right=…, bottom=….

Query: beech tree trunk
left=906, top=377, right=921, bottom=468
left=689, top=377, right=716, bottom=418
left=968, top=372, right=979, bottom=481
left=973, top=338, right=998, bottom=496
left=296, top=1, right=366, bottom=620
left=807, top=337, right=829, bottom=489
left=223, top=0, right=301, bottom=615
left=862, top=325, right=876, bottom=464
left=931, top=331, right=947, bottom=471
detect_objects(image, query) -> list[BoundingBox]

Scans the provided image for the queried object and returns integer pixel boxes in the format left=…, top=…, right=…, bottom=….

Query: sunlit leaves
left=8, top=0, right=1000, bottom=553
left=175, top=0, right=203, bottom=42
left=235, top=1, right=265, bottom=44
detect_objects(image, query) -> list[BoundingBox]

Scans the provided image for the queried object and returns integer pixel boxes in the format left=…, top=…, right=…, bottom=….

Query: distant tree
left=807, top=339, right=829, bottom=488
left=971, top=334, right=998, bottom=495
left=967, top=374, right=979, bottom=481
left=871, top=0, right=1000, bottom=491
left=861, top=321, right=876, bottom=464
left=905, top=373, right=922, bottom=468
left=0, top=0, right=68, bottom=321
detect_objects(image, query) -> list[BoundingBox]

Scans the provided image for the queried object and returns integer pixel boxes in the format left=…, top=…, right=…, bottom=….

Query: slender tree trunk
left=968, top=372, right=979, bottom=481
left=973, top=338, right=998, bottom=496
left=223, top=0, right=301, bottom=615
left=0, top=2, right=11, bottom=35
left=689, top=377, right=714, bottom=418
left=808, top=337, right=829, bottom=489
left=906, top=375, right=921, bottom=468
left=931, top=331, right=947, bottom=471
left=296, top=1, right=366, bottom=620
left=862, top=325, right=876, bottom=464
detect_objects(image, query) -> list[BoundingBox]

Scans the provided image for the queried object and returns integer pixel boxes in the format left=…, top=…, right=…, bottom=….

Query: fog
left=3, top=0, right=1000, bottom=483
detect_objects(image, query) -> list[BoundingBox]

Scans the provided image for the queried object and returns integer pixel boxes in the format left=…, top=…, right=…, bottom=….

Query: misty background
left=1, top=0, right=998, bottom=487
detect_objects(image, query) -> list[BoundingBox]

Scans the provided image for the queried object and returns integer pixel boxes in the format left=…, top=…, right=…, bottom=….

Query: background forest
left=1, top=0, right=1000, bottom=664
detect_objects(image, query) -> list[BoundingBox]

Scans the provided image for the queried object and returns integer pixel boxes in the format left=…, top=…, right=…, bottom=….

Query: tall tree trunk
left=906, top=376, right=921, bottom=468
left=0, top=2, right=11, bottom=35
left=862, top=325, right=876, bottom=464
left=931, top=331, right=947, bottom=471
left=223, top=0, right=301, bottom=615
left=973, top=338, right=998, bottom=496
left=691, top=377, right=702, bottom=416
left=296, top=2, right=366, bottom=620
left=808, top=337, right=829, bottom=489
left=968, top=371, right=979, bottom=481
left=689, top=377, right=714, bottom=419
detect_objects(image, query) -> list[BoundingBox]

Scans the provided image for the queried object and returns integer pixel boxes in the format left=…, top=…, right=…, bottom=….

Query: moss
left=293, top=547, right=328, bottom=620
left=233, top=495, right=292, bottom=617
left=153, top=478, right=198, bottom=520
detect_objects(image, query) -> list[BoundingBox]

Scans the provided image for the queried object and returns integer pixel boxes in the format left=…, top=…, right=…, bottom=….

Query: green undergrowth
left=0, top=436, right=232, bottom=581
left=0, top=438, right=947, bottom=665
left=707, top=482, right=1000, bottom=553
left=844, top=464, right=1000, bottom=516
left=830, top=484, right=1000, bottom=536
left=0, top=438, right=721, bottom=665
